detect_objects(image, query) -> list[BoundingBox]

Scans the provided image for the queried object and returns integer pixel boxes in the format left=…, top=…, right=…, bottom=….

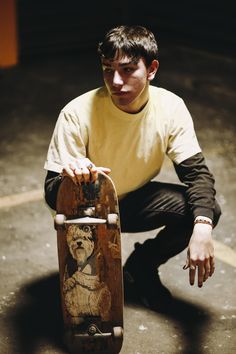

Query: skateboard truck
left=54, top=213, right=119, bottom=229
left=73, top=324, right=123, bottom=338
left=64, top=325, right=123, bottom=354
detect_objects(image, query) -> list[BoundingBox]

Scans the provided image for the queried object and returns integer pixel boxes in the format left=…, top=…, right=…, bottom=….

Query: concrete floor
left=0, top=41, right=236, bottom=354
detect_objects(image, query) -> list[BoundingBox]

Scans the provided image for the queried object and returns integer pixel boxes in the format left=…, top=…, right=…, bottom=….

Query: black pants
left=119, top=181, right=221, bottom=268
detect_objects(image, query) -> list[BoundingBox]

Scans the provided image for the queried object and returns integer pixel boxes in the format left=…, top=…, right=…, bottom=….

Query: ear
left=147, top=60, right=159, bottom=81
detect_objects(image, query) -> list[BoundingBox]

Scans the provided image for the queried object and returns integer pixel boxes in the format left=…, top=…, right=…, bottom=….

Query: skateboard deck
left=54, top=172, right=123, bottom=354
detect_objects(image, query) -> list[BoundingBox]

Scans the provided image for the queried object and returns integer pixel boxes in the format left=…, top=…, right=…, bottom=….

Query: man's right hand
left=62, top=158, right=111, bottom=184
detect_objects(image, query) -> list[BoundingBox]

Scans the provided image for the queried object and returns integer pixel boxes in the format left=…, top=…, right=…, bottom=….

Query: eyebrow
left=102, top=59, right=138, bottom=67
left=119, top=60, right=138, bottom=66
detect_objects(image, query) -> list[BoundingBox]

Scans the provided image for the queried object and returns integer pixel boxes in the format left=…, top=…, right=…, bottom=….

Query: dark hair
left=98, top=25, right=158, bottom=67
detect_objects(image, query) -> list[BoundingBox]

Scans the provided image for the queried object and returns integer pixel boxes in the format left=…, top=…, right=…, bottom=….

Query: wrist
left=194, top=216, right=213, bottom=228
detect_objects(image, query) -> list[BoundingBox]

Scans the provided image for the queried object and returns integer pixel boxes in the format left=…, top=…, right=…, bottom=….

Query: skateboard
left=54, top=172, right=124, bottom=354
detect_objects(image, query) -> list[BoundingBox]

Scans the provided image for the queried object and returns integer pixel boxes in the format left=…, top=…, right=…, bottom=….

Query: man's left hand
left=183, top=223, right=215, bottom=287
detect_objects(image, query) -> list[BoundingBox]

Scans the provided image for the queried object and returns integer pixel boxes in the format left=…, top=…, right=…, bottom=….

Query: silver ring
left=87, top=163, right=94, bottom=170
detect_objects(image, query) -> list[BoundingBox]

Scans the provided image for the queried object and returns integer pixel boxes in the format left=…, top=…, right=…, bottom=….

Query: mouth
left=112, top=91, right=128, bottom=96
left=75, top=245, right=84, bottom=250
left=70, top=243, right=84, bottom=251
left=74, top=247, right=85, bottom=257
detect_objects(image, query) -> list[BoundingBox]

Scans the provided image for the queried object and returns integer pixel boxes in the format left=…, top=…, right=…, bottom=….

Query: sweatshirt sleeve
left=44, top=110, right=87, bottom=173
left=173, top=152, right=216, bottom=220
left=166, top=98, right=201, bottom=164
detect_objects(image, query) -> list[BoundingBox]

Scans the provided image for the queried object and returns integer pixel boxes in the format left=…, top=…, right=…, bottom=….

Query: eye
left=123, top=66, right=136, bottom=74
left=103, top=67, right=113, bottom=74
left=124, top=67, right=132, bottom=72
left=83, top=225, right=91, bottom=233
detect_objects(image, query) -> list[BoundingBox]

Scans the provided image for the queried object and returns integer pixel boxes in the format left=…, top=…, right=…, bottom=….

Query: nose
left=113, top=70, right=123, bottom=86
left=77, top=240, right=83, bottom=248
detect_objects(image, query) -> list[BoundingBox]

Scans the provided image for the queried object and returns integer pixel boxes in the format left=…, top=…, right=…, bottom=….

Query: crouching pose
left=44, top=25, right=221, bottom=312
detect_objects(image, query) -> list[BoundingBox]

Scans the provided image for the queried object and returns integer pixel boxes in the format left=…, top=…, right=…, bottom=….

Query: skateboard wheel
left=113, top=326, right=123, bottom=339
left=54, top=214, right=66, bottom=225
left=107, top=213, right=118, bottom=225
left=88, top=324, right=97, bottom=336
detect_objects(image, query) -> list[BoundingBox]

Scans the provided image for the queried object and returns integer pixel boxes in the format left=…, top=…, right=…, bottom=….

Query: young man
left=44, top=25, right=221, bottom=312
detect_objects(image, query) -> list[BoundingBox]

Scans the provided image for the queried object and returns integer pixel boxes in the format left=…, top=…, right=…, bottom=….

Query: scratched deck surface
left=56, top=174, right=123, bottom=353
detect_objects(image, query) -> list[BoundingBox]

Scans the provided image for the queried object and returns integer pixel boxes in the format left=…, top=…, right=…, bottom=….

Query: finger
left=64, top=164, right=75, bottom=178
left=189, top=263, right=196, bottom=286
left=63, top=166, right=77, bottom=184
left=203, top=259, right=211, bottom=282
left=197, top=263, right=204, bottom=287
left=183, top=257, right=190, bottom=270
left=209, top=256, right=215, bottom=276
left=80, top=167, right=91, bottom=183
left=74, top=160, right=94, bottom=184
left=90, top=167, right=98, bottom=183
left=97, top=167, right=111, bottom=175
left=74, top=167, right=84, bottom=184
left=183, top=248, right=190, bottom=270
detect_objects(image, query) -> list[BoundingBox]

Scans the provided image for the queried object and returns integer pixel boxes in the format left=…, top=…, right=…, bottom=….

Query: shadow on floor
left=7, top=273, right=67, bottom=354
left=125, top=290, right=211, bottom=354
left=7, top=273, right=211, bottom=354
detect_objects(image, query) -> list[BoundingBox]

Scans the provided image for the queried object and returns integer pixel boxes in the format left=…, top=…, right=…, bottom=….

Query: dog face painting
left=66, top=225, right=95, bottom=269
left=63, top=224, right=112, bottom=323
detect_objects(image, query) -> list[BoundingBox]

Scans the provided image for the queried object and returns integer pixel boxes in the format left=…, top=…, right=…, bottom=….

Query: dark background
left=17, top=0, right=235, bottom=60
left=1, top=2, right=236, bottom=354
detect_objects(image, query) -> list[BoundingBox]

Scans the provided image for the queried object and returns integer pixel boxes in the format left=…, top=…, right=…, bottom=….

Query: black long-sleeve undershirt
left=44, top=171, right=62, bottom=210
left=44, top=152, right=216, bottom=219
left=173, top=152, right=216, bottom=220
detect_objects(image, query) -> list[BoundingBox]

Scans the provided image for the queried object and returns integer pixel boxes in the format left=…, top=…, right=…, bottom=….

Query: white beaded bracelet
left=194, top=218, right=213, bottom=227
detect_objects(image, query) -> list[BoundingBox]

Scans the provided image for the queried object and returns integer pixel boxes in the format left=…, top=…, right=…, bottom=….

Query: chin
left=113, top=96, right=133, bottom=107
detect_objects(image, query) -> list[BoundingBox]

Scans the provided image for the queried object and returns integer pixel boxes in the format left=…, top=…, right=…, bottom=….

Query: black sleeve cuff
left=192, top=207, right=214, bottom=220
left=44, top=171, right=62, bottom=210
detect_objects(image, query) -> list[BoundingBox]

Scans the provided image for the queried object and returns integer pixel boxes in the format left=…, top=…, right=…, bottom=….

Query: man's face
left=101, top=55, right=158, bottom=113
